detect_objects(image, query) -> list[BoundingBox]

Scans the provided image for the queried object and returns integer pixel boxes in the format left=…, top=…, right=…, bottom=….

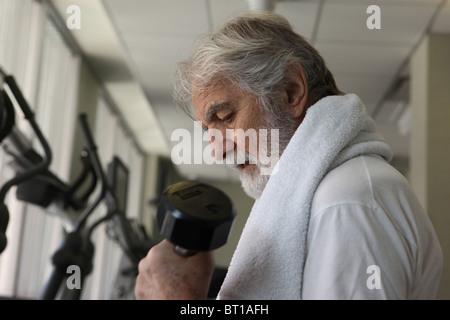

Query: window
left=0, top=0, right=145, bottom=299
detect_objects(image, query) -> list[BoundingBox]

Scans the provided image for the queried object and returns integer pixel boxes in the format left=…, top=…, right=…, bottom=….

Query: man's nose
left=209, top=128, right=234, bottom=160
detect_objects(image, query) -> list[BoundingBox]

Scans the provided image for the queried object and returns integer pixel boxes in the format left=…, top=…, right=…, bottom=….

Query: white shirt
left=302, top=155, right=443, bottom=299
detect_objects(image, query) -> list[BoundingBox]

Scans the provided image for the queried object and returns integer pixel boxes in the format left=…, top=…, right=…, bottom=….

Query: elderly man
left=135, top=12, right=443, bottom=300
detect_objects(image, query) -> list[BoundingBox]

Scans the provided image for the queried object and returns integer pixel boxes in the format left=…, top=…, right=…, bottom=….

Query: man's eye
left=221, top=113, right=234, bottom=123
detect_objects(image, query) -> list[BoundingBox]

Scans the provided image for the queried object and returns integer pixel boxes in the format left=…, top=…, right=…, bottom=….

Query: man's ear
left=284, top=62, right=308, bottom=120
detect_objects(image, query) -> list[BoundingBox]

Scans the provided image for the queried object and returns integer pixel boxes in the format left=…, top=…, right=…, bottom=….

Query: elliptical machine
left=0, top=66, right=152, bottom=299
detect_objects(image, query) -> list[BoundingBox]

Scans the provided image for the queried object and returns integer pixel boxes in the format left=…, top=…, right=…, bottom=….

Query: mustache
left=225, top=150, right=258, bottom=169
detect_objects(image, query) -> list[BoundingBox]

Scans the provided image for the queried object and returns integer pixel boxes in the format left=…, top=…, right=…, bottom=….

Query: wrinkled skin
left=134, top=240, right=215, bottom=300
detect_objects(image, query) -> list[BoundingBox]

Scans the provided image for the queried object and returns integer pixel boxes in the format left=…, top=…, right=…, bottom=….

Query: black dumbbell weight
left=156, top=181, right=236, bottom=257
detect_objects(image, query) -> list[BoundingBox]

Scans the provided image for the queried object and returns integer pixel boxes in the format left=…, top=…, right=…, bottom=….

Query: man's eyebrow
left=205, top=102, right=234, bottom=123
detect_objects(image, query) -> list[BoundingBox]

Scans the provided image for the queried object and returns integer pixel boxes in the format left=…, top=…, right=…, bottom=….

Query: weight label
left=173, top=186, right=203, bottom=200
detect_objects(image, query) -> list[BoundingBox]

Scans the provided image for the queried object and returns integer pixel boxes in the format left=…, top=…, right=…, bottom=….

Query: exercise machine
left=0, top=66, right=151, bottom=299
left=1, top=66, right=236, bottom=300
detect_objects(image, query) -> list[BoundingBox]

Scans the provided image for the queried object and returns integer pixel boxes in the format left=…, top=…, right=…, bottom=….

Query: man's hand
left=134, top=239, right=215, bottom=300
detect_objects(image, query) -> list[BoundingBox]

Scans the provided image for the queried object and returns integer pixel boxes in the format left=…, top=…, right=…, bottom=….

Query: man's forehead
left=192, top=90, right=213, bottom=121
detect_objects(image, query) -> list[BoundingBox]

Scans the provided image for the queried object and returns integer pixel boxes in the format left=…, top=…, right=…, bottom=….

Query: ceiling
left=51, top=0, right=450, bottom=181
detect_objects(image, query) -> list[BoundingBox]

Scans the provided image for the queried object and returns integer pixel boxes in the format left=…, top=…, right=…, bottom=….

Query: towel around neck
left=217, top=93, right=392, bottom=300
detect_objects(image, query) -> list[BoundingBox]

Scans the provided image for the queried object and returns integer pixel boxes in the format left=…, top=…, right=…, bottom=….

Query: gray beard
left=239, top=165, right=271, bottom=200
left=230, top=110, right=298, bottom=200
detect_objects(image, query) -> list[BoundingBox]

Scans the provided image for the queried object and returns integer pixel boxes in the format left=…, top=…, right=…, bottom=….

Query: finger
left=134, top=272, right=148, bottom=300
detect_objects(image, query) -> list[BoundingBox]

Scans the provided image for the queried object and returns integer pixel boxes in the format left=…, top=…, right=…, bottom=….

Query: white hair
left=173, top=12, right=342, bottom=119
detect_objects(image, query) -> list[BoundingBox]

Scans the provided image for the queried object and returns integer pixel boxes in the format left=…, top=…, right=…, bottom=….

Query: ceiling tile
left=135, top=129, right=170, bottom=156
left=209, top=0, right=252, bottom=27
left=317, top=2, right=440, bottom=45
left=275, top=0, right=321, bottom=41
left=104, top=0, right=210, bottom=35
left=152, top=102, right=193, bottom=137
left=315, top=42, right=411, bottom=76
left=209, top=0, right=321, bottom=41
left=333, top=73, right=392, bottom=103
left=121, top=33, right=197, bottom=97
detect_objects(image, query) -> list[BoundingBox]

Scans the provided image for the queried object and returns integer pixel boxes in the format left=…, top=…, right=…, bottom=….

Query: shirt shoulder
left=311, top=154, right=407, bottom=218
left=304, top=155, right=443, bottom=299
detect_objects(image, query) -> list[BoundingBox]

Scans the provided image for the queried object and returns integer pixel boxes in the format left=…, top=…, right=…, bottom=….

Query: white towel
left=217, top=93, right=393, bottom=300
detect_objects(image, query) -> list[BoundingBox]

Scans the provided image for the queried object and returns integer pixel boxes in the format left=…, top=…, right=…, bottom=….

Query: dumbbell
left=156, top=181, right=236, bottom=257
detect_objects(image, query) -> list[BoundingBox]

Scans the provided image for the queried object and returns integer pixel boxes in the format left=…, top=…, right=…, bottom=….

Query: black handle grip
left=78, top=113, right=97, bottom=152
left=4, top=75, right=34, bottom=119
